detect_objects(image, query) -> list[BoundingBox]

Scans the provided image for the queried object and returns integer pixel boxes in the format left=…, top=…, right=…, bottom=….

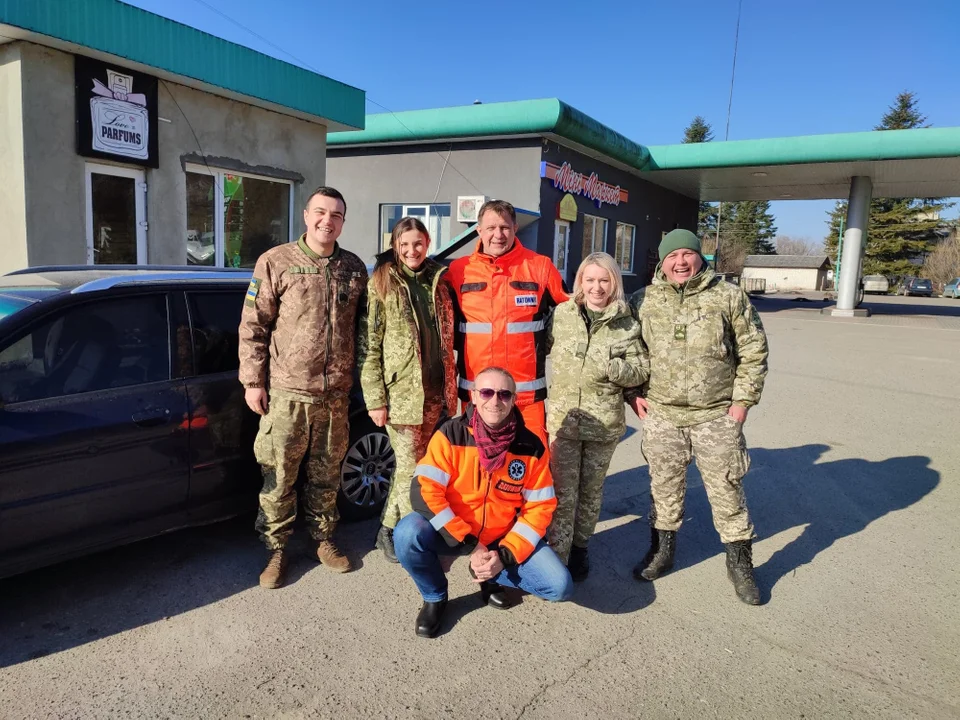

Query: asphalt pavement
left=1, top=295, right=958, bottom=719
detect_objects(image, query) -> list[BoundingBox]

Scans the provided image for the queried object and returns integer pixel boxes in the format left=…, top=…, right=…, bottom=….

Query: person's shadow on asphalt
left=585, top=444, right=939, bottom=607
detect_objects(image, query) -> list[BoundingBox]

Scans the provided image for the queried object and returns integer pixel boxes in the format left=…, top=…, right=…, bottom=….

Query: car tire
left=337, top=414, right=395, bottom=522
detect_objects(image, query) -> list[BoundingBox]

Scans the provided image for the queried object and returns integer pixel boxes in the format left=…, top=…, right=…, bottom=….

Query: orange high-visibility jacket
left=410, top=408, right=556, bottom=564
left=448, top=239, right=568, bottom=407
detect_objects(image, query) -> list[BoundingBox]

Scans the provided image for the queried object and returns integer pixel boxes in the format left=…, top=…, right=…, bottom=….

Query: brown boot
left=259, top=549, right=288, bottom=589
left=315, top=540, right=352, bottom=573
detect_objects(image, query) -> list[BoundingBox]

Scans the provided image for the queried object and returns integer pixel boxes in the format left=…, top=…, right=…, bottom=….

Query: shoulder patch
left=245, top=278, right=262, bottom=307
left=508, top=459, right=526, bottom=481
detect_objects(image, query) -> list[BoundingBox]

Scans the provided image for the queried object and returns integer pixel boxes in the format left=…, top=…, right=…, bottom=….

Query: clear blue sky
left=126, top=0, right=960, bottom=243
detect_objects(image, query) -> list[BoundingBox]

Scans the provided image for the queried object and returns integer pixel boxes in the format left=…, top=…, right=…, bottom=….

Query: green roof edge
left=643, top=127, right=960, bottom=170
left=329, top=98, right=960, bottom=173
left=329, top=98, right=650, bottom=168
left=0, top=0, right=365, bottom=129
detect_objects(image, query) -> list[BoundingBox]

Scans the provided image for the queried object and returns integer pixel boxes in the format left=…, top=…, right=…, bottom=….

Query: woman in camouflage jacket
left=545, top=252, right=647, bottom=579
left=357, top=217, right=458, bottom=563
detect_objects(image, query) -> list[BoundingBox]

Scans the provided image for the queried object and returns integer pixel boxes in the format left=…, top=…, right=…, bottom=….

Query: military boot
left=375, top=525, right=398, bottom=564
left=567, top=544, right=590, bottom=582
left=633, top=527, right=676, bottom=581
left=316, top=539, right=352, bottom=573
left=259, top=549, right=288, bottom=589
left=725, top=540, right=761, bottom=605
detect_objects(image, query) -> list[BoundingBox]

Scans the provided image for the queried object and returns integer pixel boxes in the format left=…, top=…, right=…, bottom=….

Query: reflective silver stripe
left=507, top=320, right=545, bottom=334
left=522, top=486, right=556, bottom=502
left=429, top=507, right=456, bottom=531
left=514, top=377, right=547, bottom=393
left=510, top=520, right=544, bottom=546
left=459, top=322, right=492, bottom=334
left=458, top=378, right=475, bottom=391
left=415, top=464, right=451, bottom=488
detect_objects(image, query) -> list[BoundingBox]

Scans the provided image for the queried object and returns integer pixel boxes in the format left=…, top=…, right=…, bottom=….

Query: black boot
left=375, top=525, right=398, bottom=564
left=725, top=540, right=761, bottom=605
left=415, top=597, right=447, bottom=638
left=480, top=581, right=515, bottom=610
left=633, top=527, right=676, bottom=581
left=567, top=544, right=590, bottom=582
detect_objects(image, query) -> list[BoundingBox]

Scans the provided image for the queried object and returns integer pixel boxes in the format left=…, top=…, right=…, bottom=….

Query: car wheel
left=337, top=414, right=395, bottom=521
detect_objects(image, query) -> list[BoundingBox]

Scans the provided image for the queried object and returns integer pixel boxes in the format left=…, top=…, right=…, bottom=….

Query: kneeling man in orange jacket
left=393, top=366, right=574, bottom=638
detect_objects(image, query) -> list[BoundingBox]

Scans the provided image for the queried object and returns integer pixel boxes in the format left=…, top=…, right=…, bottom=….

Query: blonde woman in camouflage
left=358, top=218, right=458, bottom=563
left=545, top=252, right=647, bottom=581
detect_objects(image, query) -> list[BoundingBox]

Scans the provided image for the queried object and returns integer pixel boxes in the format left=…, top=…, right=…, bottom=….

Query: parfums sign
left=75, top=55, right=159, bottom=168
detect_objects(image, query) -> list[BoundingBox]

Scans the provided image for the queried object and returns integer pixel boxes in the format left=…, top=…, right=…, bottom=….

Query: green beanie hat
left=658, top=228, right=701, bottom=262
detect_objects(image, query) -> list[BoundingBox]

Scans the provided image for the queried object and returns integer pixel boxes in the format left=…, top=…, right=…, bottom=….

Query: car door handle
left=132, top=408, right=171, bottom=427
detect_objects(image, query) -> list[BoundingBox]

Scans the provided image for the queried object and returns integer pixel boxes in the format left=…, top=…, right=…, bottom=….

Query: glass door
left=85, top=163, right=147, bottom=265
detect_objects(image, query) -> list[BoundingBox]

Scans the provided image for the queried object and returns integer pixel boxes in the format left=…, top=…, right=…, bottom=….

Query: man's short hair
left=474, top=366, right=516, bottom=391
left=305, top=186, right=347, bottom=217
left=477, top=199, right=516, bottom=226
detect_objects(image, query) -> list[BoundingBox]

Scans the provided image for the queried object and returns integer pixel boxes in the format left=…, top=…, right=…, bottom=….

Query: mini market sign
left=541, top=161, right=628, bottom=208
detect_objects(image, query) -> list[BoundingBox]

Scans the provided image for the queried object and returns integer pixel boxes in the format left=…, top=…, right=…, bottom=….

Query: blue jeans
left=394, top=512, right=574, bottom=603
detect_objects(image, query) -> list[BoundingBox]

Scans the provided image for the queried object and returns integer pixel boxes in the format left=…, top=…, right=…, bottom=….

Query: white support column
left=831, top=176, right=872, bottom=317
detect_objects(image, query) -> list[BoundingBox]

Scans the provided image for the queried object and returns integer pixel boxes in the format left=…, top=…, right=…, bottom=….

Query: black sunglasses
left=476, top=388, right=514, bottom=402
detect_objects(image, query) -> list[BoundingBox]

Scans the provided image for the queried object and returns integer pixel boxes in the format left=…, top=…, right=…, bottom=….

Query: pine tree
left=824, top=91, right=952, bottom=276
left=681, top=116, right=718, bottom=240
left=721, top=201, right=778, bottom=255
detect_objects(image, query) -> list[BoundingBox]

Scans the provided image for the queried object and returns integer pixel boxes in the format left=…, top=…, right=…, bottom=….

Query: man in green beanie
left=627, top=229, right=769, bottom=605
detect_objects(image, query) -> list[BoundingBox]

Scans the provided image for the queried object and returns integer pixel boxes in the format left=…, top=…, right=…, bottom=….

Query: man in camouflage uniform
left=239, top=186, right=368, bottom=589
left=628, top=229, right=768, bottom=604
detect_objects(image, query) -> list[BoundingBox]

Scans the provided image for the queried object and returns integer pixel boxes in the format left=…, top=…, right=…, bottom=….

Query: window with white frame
left=380, top=204, right=451, bottom=252
left=582, top=214, right=607, bottom=260
left=614, top=222, right=636, bottom=273
left=185, top=165, right=293, bottom=268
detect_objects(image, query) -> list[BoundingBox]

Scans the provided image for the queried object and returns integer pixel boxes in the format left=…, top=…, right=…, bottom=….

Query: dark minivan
left=0, top=267, right=394, bottom=579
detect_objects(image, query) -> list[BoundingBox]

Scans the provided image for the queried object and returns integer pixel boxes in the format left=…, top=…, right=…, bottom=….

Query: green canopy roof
left=330, top=99, right=960, bottom=200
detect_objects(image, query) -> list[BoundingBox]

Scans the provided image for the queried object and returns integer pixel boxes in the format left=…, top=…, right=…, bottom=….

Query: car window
left=187, top=291, right=244, bottom=375
left=0, top=294, right=169, bottom=404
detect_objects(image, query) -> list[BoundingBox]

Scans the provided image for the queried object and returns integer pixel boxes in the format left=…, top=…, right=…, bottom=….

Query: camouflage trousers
left=253, top=391, right=349, bottom=550
left=382, top=395, right=446, bottom=530
left=547, top=436, right=619, bottom=563
left=641, top=411, right=753, bottom=543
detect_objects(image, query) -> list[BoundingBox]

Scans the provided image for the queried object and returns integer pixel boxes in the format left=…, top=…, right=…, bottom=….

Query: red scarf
left=470, top=407, right=517, bottom=473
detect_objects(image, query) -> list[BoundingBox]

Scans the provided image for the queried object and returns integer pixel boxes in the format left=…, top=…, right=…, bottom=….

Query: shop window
left=379, top=204, right=451, bottom=252
left=615, top=222, right=636, bottom=273
left=582, top=215, right=607, bottom=259
left=185, top=166, right=292, bottom=268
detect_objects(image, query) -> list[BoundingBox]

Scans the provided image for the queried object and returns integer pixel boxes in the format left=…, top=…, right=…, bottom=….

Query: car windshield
left=0, top=294, right=35, bottom=321
left=915, top=280, right=931, bottom=287
left=0, top=287, right=62, bottom=321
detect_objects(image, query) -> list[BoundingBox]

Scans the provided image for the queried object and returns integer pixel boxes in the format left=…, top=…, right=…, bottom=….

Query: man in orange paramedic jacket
left=394, top=367, right=573, bottom=638
left=447, top=200, right=568, bottom=440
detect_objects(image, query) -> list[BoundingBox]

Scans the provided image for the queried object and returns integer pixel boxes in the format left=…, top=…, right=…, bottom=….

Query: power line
left=715, top=0, right=744, bottom=268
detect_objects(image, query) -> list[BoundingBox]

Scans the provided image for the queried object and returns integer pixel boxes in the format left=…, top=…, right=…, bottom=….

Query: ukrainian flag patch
left=245, top=278, right=262, bottom=307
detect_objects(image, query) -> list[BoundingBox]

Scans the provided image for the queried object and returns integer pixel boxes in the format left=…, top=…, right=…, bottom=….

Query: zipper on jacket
left=322, top=262, right=333, bottom=387
left=477, top=468, right=491, bottom=544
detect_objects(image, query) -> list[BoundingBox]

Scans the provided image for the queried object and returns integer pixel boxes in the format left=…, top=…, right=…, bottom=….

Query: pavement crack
left=514, top=624, right=640, bottom=719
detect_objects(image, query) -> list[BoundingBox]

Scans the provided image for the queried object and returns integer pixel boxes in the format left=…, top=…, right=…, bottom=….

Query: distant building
left=741, top=255, right=833, bottom=292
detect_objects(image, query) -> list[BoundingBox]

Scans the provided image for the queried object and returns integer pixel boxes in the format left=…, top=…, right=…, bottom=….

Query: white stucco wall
left=0, top=44, right=29, bottom=275
left=741, top=267, right=825, bottom=291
